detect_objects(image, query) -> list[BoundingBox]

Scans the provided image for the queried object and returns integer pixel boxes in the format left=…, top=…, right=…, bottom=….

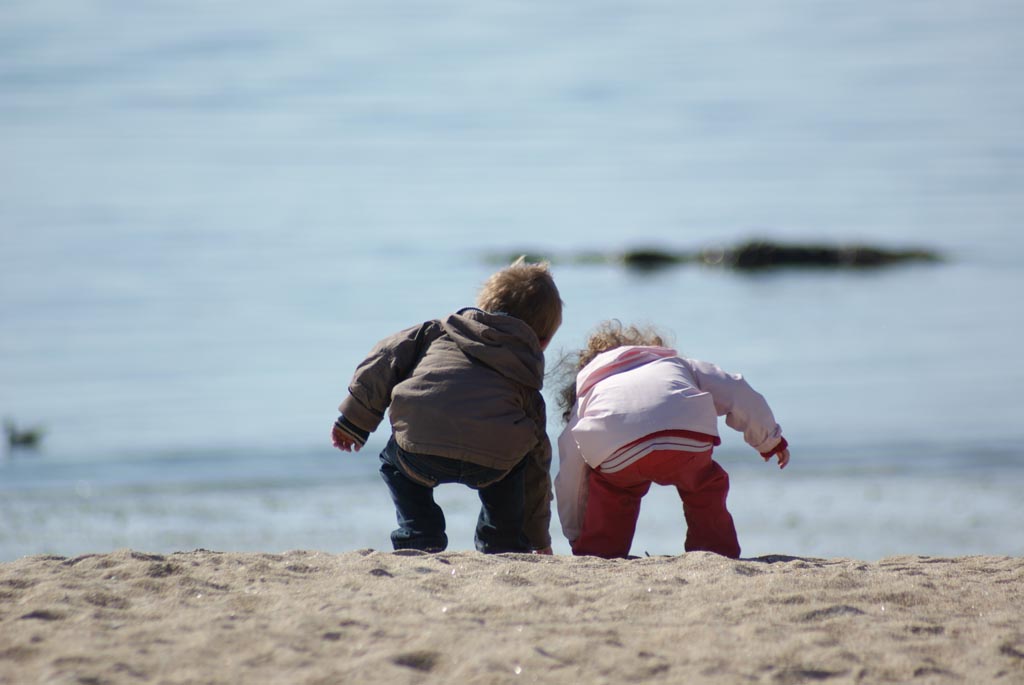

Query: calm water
left=2, top=1, right=1023, bottom=561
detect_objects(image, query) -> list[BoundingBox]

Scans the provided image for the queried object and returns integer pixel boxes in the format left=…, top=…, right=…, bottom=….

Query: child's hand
left=761, top=439, right=790, bottom=470
left=331, top=424, right=361, bottom=453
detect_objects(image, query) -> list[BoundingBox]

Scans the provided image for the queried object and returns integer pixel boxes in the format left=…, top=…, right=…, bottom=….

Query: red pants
left=572, top=448, right=741, bottom=559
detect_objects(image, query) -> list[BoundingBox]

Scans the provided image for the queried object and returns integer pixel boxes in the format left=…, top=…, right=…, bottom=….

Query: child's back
left=332, top=258, right=563, bottom=554
left=341, top=308, right=546, bottom=473
left=555, top=321, right=789, bottom=559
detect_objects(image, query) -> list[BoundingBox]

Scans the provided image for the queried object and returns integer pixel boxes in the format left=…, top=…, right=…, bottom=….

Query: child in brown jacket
left=331, top=259, right=562, bottom=554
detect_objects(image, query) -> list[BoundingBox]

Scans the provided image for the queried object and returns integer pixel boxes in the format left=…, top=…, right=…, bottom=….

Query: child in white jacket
left=554, top=321, right=790, bottom=559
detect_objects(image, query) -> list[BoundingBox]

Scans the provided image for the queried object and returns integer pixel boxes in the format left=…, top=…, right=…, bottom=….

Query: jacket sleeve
left=554, top=406, right=589, bottom=545
left=337, top=321, right=441, bottom=435
left=521, top=390, right=553, bottom=551
left=686, top=358, right=784, bottom=456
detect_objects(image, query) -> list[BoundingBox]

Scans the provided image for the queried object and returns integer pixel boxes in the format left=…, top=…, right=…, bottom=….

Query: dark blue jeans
left=378, top=435, right=530, bottom=554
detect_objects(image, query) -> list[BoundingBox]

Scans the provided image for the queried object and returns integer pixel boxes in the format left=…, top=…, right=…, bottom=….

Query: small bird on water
left=4, top=419, right=44, bottom=451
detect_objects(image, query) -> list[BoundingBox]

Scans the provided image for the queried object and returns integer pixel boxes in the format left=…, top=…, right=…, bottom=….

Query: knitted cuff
left=334, top=415, right=369, bottom=447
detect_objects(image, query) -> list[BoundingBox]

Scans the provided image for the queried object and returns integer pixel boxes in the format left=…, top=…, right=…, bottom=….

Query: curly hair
left=476, top=257, right=563, bottom=346
left=555, top=320, right=670, bottom=423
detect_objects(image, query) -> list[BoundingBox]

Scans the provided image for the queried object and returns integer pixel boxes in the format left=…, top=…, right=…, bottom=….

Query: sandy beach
left=1, top=549, right=1022, bottom=684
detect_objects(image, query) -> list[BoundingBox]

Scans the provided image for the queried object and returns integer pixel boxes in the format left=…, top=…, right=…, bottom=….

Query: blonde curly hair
left=555, top=320, right=670, bottom=423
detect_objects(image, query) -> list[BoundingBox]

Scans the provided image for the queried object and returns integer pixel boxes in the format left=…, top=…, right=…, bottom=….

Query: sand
left=1, top=549, right=1022, bottom=684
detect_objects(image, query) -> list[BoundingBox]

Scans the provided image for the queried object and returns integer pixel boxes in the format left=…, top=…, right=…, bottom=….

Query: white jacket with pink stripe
left=555, top=346, right=784, bottom=543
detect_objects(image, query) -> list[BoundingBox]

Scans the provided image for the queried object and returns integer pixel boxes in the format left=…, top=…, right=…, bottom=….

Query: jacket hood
left=441, top=308, right=545, bottom=389
left=576, top=345, right=678, bottom=396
